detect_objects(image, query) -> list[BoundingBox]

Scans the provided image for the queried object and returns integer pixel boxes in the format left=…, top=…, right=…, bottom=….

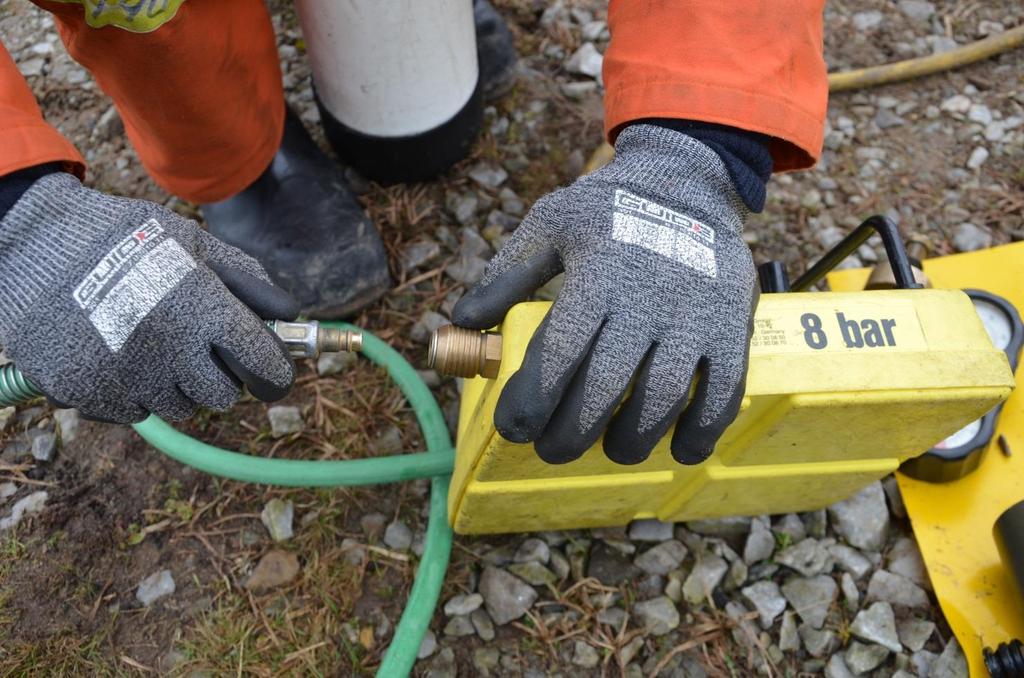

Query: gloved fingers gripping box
left=448, top=290, right=1014, bottom=534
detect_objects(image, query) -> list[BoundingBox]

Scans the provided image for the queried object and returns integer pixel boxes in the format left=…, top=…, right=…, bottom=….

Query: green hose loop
left=0, top=363, right=41, bottom=407
left=0, top=322, right=454, bottom=676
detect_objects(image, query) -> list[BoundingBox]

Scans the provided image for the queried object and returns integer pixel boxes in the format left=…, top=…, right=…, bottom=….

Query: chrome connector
left=270, top=320, right=362, bottom=359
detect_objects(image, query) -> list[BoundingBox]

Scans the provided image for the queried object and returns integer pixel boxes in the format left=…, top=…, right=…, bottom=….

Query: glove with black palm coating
left=0, top=173, right=298, bottom=423
left=453, top=124, right=758, bottom=465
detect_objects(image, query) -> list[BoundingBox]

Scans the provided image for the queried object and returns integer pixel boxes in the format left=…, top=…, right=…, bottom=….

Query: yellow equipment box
left=830, top=242, right=1024, bottom=678
left=448, top=290, right=1014, bottom=534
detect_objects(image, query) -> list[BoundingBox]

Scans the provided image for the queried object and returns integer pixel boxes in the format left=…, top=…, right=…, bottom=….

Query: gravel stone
left=580, top=19, right=606, bottom=41
left=683, top=553, right=728, bottom=604
left=897, top=617, right=935, bottom=652
left=802, top=509, right=828, bottom=539
left=507, top=561, right=557, bottom=586
left=468, top=164, right=508, bottom=190
left=417, top=629, right=437, bottom=659
left=514, top=537, right=550, bottom=564
left=444, top=593, right=483, bottom=617
left=498, top=187, right=525, bottom=217
left=825, top=654, right=856, bottom=678
left=840, top=572, right=860, bottom=609
left=445, top=255, right=488, bottom=285
left=634, top=540, right=687, bottom=575
left=549, top=549, right=570, bottom=580
left=725, top=558, right=748, bottom=591
left=267, top=406, right=303, bottom=438
left=628, top=518, right=674, bottom=542
left=0, top=482, right=15, bottom=503
left=940, top=94, right=972, bottom=114
left=782, top=575, right=838, bottom=629
left=828, top=543, right=873, bottom=579
left=887, top=537, right=930, bottom=589
left=852, top=11, right=883, bottom=30
left=471, top=607, right=495, bottom=641
left=54, top=408, right=80, bottom=442
left=931, top=638, right=968, bottom=678
left=897, top=0, right=935, bottom=23
left=953, top=222, right=992, bottom=252
left=779, top=611, right=801, bottom=651
left=597, top=606, right=627, bottom=629
left=851, top=601, right=901, bottom=653
left=587, top=541, right=639, bottom=585
left=245, top=550, right=300, bottom=590
left=565, top=42, right=603, bottom=79
left=800, top=624, right=839, bottom=657
left=384, top=520, right=413, bottom=551
left=881, top=476, right=907, bottom=518
left=448, top=193, right=478, bottom=224
left=443, top=615, right=475, bottom=637
left=401, top=239, right=442, bottom=271
left=572, top=640, right=600, bottom=668
left=913, top=649, right=939, bottom=676
left=846, top=641, right=890, bottom=673
left=828, top=481, right=889, bottom=551
left=317, top=351, right=357, bottom=376
left=687, top=516, right=751, bottom=538
left=776, top=538, right=833, bottom=577
left=30, top=432, right=56, bottom=461
left=260, top=499, right=294, bottom=542
left=866, top=570, right=930, bottom=609
left=634, top=596, right=680, bottom=635
left=741, top=581, right=787, bottom=628
left=774, top=513, right=807, bottom=543
left=340, top=538, right=365, bottom=566
left=968, top=104, right=993, bottom=125
left=479, top=566, right=537, bottom=625
left=136, top=569, right=175, bottom=606
left=967, top=146, right=989, bottom=170
left=744, top=518, right=775, bottom=564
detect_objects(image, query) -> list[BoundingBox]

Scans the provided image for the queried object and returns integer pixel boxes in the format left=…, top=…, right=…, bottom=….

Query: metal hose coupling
left=270, top=320, right=362, bottom=359
left=428, top=325, right=502, bottom=379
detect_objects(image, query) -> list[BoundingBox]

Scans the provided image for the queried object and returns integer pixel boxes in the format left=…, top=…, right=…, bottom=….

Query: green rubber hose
left=0, top=322, right=454, bottom=677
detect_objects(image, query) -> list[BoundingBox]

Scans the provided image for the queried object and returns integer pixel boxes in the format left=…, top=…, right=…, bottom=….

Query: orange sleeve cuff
left=603, top=1, right=828, bottom=172
left=0, top=123, right=85, bottom=179
left=1, top=42, right=85, bottom=179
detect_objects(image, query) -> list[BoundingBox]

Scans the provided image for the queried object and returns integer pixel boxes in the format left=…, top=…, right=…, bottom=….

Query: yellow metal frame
left=450, top=287, right=1013, bottom=537
left=830, top=242, right=1024, bottom=677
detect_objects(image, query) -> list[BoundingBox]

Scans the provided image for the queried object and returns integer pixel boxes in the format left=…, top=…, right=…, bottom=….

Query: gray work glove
left=0, top=173, right=298, bottom=423
left=453, top=124, right=758, bottom=465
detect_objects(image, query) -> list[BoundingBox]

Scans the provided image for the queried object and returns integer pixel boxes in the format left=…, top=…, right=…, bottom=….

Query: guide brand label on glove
left=611, top=189, right=717, bottom=278
left=73, top=219, right=197, bottom=352
left=750, top=299, right=927, bottom=354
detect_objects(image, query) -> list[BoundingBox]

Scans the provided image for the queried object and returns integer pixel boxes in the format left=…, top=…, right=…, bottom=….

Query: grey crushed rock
left=897, top=617, right=935, bottom=652
left=471, top=607, right=495, bottom=641
left=851, top=601, right=901, bottom=653
left=931, top=638, right=968, bottom=678
left=845, top=641, right=890, bottom=674
left=866, top=569, right=930, bottom=609
left=781, top=575, right=838, bottom=629
left=479, top=566, right=537, bottom=625
left=383, top=520, right=413, bottom=551
left=779, top=611, right=800, bottom=651
left=683, top=553, right=728, bottom=604
left=828, top=481, right=890, bottom=551
left=634, top=540, right=687, bottom=576
left=443, top=593, right=482, bottom=617
left=267, top=405, right=303, bottom=438
left=513, top=537, right=550, bottom=564
left=800, top=624, right=839, bottom=658
left=741, top=581, right=787, bottom=628
left=627, top=518, right=674, bottom=542
left=828, top=543, right=873, bottom=580
left=743, top=517, right=775, bottom=564
left=776, top=538, right=833, bottom=577
left=774, top=513, right=807, bottom=543
left=633, top=596, right=679, bottom=635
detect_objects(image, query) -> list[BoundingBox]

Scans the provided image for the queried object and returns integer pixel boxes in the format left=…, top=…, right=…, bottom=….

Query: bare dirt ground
left=0, top=0, right=1021, bottom=676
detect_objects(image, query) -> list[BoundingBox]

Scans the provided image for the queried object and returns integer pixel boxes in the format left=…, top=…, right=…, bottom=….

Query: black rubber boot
left=202, top=109, right=390, bottom=319
left=475, top=0, right=518, bottom=102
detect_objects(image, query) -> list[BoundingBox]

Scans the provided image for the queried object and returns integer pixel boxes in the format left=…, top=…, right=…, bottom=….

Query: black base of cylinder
left=316, top=80, right=483, bottom=185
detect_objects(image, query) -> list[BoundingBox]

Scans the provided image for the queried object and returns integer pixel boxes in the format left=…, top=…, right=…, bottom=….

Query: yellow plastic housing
left=830, top=242, right=1024, bottom=678
left=449, top=289, right=1014, bottom=535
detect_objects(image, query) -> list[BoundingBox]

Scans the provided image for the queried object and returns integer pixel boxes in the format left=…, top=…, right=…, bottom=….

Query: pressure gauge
left=901, top=290, right=1023, bottom=483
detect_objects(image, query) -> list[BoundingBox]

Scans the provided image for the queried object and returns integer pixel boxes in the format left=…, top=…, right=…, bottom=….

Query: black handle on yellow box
left=790, top=215, right=922, bottom=292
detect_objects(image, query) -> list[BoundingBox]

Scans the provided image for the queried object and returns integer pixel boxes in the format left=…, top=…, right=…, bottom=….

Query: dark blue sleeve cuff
left=638, top=119, right=773, bottom=213
left=0, top=164, right=64, bottom=221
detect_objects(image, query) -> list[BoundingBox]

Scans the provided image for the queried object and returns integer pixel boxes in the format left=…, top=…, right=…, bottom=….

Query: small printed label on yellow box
left=750, top=299, right=926, bottom=354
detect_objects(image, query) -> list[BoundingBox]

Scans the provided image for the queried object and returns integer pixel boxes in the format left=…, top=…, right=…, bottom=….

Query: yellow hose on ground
left=829, top=24, right=1024, bottom=92
left=583, top=24, right=1024, bottom=173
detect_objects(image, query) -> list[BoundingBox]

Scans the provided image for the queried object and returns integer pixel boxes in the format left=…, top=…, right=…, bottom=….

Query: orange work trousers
left=2, top=0, right=284, bottom=203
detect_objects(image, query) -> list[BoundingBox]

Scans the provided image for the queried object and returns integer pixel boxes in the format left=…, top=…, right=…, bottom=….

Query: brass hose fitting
left=271, top=320, right=362, bottom=359
left=428, top=325, right=502, bottom=379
